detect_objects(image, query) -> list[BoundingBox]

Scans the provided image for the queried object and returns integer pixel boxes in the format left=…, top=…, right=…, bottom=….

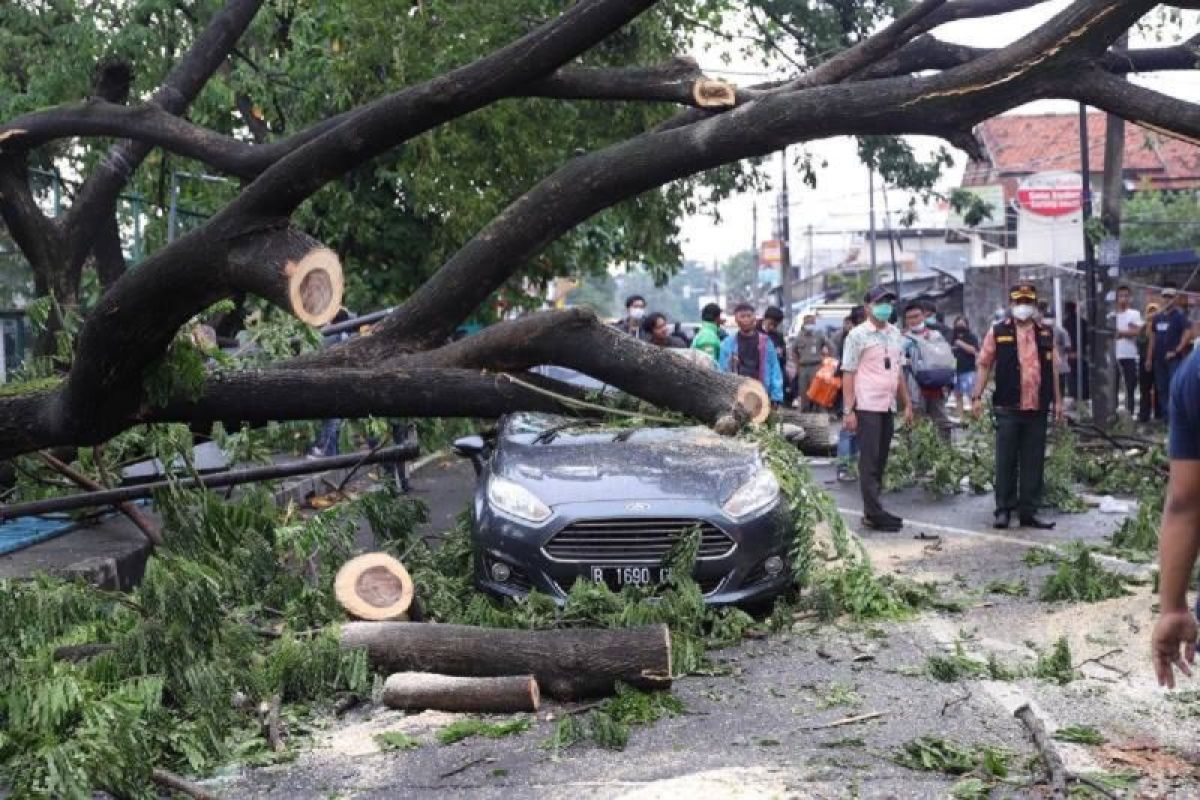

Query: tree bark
left=339, top=621, right=673, bottom=700
left=381, top=673, right=540, bottom=713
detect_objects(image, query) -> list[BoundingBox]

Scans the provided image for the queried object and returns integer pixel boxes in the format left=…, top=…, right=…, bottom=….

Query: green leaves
left=436, top=717, right=531, bottom=745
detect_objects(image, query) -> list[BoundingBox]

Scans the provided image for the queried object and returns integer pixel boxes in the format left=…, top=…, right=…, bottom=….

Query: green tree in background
left=1122, top=190, right=1200, bottom=256
left=721, top=250, right=759, bottom=304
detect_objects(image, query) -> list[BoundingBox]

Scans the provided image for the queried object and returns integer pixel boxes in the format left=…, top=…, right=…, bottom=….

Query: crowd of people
left=616, top=280, right=1199, bottom=537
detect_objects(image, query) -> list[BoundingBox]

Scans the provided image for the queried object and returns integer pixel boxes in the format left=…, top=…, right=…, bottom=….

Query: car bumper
left=472, top=498, right=792, bottom=606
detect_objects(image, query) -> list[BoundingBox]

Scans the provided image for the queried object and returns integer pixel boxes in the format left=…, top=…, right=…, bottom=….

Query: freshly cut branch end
left=735, top=380, right=771, bottom=424
left=288, top=247, right=343, bottom=325
left=228, top=227, right=344, bottom=326
left=692, top=79, right=737, bottom=108
left=382, top=672, right=541, bottom=713
left=335, top=553, right=415, bottom=621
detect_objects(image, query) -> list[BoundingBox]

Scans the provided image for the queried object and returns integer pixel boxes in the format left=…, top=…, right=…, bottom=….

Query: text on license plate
left=591, top=566, right=672, bottom=586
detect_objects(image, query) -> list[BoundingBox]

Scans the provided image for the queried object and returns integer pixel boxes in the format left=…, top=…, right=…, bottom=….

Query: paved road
left=220, top=453, right=1195, bottom=799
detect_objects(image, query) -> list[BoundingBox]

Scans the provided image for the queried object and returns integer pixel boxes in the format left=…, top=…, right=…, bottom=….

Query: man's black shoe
left=881, top=512, right=904, bottom=527
left=993, top=511, right=1011, bottom=530
left=863, top=515, right=902, bottom=532
left=1020, top=516, right=1056, bottom=530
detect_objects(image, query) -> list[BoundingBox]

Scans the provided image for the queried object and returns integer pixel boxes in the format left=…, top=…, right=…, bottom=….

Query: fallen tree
left=339, top=621, right=673, bottom=700
left=1, top=0, right=1198, bottom=454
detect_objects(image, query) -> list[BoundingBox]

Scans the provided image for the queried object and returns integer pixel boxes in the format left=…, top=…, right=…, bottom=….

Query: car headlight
left=487, top=475, right=552, bottom=524
left=723, top=469, right=780, bottom=520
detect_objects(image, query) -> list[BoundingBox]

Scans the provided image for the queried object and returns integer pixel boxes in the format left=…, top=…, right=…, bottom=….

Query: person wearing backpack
left=902, top=303, right=955, bottom=441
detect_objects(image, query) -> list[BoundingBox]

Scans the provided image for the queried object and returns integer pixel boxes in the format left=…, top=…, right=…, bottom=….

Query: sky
left=677, top=2, right=1200, bottom=267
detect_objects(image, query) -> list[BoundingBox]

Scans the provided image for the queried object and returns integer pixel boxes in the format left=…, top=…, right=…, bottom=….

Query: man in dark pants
left=841, top=286, right=914, bottom=531
left=1148, top=286, right=1191, bottom=421
left=972, top=283, right=1064, bottom=530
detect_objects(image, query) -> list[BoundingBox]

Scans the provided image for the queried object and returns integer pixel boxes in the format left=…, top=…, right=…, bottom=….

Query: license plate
left=591, top=565, right=672, bottom=587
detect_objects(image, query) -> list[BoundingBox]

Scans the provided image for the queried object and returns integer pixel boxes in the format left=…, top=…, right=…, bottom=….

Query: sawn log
left=382, top=672, right=540, bottom=713
left=339, top=621, right=672, bottom=700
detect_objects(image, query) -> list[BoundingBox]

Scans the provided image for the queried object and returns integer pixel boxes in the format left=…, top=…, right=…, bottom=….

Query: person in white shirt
left=1113, top=285, right=1144, bottom=415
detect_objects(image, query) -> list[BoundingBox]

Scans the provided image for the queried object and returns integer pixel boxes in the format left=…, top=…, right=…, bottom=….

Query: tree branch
left=61, top=0, right=265, bottom=271
left=789, top=0, right=951, bottom=89
left=227, top=0, right=660, bottom=218
left=1073, top=65, right=1200, bottom=147
left=0, top=155, right=60, bottom=273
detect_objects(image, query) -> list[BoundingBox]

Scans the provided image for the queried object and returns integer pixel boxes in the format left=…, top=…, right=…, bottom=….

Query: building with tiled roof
left=964, top=111, right=1200, bottom=196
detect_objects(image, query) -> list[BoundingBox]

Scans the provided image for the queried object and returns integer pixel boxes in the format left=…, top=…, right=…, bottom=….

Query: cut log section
left=335, top=553, right=414, bottom=621
left=735, top=379, right=771, bottom=425
left=340, top=621, right=672, bottom=700
left=382, top=672, right=540, bottom=713
left=228, top=227, right=344, bottom=326
left=692, top=79, right=737, bottom=108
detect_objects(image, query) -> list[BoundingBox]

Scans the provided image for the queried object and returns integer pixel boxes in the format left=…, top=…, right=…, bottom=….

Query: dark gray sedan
left=453, top=412, right=792, bottom=606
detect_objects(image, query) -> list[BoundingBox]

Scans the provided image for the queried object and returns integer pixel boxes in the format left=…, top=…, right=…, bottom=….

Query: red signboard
left=1016, top=171, right=1083, bottom=217
left=759, top=239, right=783, bottom=267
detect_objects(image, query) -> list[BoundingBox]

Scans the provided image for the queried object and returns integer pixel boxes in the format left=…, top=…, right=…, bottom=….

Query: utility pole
left=1078, top=104, right=1099, bottom=408
left=752, top=202, right=759, bottom=306
left=807, top=223, right=815, bottom=303
left=779, top=149, right=794, bottom=319
left=868, top=165, right=878, bottom=289
left=881, top=186, right=901, bottom=298
left=1094, top=33, right=1128, bottom=426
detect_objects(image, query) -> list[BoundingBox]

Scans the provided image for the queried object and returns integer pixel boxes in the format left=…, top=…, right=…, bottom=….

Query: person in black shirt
left=949, top=315, right=980, bottom=417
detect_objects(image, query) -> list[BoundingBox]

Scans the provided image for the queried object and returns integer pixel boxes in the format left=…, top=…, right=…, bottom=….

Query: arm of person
left=842, top=370, right=858, bottom=433
left=718, top=336, right=733, bottom=373
left=957, top=337, right=979, bottom=355
left=766, top=344, right=784, bottom=404
left=1153, top=459, right=1200, bottom=687
left=896, top=367, right=914, bottom=425
left=1147, top=324, right=1157, bottom=371
left=970, top=328, right=997, bottom=416
left=1052, top=347, right=1064, bottom=423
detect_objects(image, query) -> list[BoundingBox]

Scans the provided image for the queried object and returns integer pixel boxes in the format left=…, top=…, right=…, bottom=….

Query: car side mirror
left=453, top=435, right=488, bottom=474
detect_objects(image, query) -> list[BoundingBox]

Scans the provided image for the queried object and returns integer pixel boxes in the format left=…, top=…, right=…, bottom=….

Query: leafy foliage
left=1039, top=546, right=1132, bottom=604
left=436, top=717, right=531, bottom=745
left=924, top=637, right=1074, bottom=685
left=0, top=483, right=421, bottom=797
left=543, top=682, right=683, bottom=753
left=374, top=731, right=421, bottom=751
left=895, top=736, right=1011, bottom=779
left=1053, top=725, right=1107, bottom=746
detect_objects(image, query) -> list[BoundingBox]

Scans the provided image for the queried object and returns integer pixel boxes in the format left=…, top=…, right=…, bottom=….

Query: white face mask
left=1012, top=304, right=1036, bottom=322
left=629, top=307, right=646, bottom=320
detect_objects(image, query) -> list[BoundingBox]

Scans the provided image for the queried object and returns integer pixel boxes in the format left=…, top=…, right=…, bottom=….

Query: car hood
left=495, top=426, right=762, bottom=504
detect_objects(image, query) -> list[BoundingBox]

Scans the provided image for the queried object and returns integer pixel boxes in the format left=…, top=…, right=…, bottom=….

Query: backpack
left=908, top=332, right=956, bottom=389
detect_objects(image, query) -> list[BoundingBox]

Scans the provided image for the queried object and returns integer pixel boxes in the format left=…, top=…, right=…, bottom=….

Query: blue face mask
left=872, top=302, right=893, bottom=321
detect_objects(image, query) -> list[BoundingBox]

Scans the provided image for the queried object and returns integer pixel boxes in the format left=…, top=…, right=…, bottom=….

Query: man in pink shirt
left=842, top=286, right=914, bottom=531
left=972, top=283, right=1064, bottom=530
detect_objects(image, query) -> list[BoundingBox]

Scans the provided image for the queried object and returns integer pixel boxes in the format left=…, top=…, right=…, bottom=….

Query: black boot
left=1020, top=515, right=1056, bottom=530
left=993, top=510, right=1011, bottom=530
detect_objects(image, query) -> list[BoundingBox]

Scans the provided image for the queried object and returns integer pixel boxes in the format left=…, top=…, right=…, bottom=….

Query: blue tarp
left=0, top=515, right=77, bottom=556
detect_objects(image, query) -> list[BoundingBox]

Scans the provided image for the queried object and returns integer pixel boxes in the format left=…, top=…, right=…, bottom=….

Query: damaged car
left=453, top=412, right=792, bottom=606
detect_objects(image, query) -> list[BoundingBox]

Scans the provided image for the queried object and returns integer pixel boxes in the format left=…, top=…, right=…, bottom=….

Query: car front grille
left=543, top=518, right=735, bottom=564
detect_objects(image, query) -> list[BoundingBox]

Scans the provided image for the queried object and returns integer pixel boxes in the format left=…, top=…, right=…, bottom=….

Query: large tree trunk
left=339, top=621, right=673, bottom=700
left=382, top=673, right=540, bottom=713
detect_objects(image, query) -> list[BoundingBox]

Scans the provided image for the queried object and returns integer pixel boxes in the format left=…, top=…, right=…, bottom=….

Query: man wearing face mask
left=972, top=284, right=1063, bottom=530
left=1147, top=285, right=1191, bottom=421
left=841, top=287, right=914, bottom=531
left=790, top=313, right=831, bottom=411
left=614, top=295, right=650, bottom=340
